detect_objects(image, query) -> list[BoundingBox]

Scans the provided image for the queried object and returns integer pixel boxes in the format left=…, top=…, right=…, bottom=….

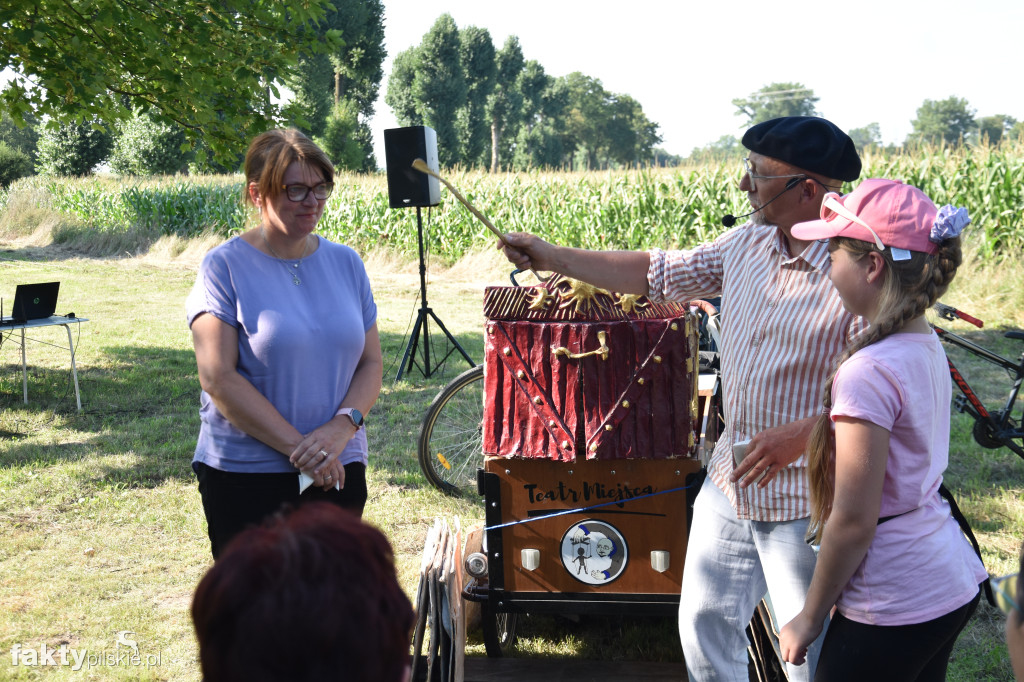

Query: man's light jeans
left=679, top=476, right=827, bottom=681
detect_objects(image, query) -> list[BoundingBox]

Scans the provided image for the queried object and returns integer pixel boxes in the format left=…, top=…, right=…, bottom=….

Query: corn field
left=2, top=143, right=1023, bottom=262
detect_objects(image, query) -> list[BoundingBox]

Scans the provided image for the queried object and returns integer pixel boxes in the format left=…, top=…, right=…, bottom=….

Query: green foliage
left=732, top=82, right=819, bottom=126
left=848, top=123, right=882, bottom=153
left=10, top=142, right=1024, bottom=262
left=974, top=115, right=1018, bottom=146
left=35, top=119, right=112, bottom=176
left=456, top=26, right=497, bottom=168
left=385, top=16, right=658, bottom=172
left=385, top=48, right=421, bottom=127
left=908, top=96, right=977, bottom=146
left=289, top=52, right=335, bottom=139
left=0, top=110, right=39, bottom=160
left=414, top=14, right=467, bottom=168
left=486, top=36, right=525, bottom=171
left=40, top=176, right=245, bottom=236
left=687, top=135, right=743, bottom=165
left=0, top=0, right=342, bottom=165
left=109, top=110, right=192, bottom=176
left=315, top=100, right=365, bottom=171
left=285, top=0, right=385, bottom=166
left=0, top=141, right=33, bottom=187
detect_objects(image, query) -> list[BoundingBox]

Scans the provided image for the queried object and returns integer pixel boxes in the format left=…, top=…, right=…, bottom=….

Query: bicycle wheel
left=481, top=601, right=519, bottom=658
left=417, top=365, right=485, bottom=497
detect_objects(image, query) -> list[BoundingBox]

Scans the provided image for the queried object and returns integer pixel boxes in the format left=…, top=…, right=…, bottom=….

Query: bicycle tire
left=417, top=365, right=485, bottom=497
left=481, top=602, right=518, bottom=658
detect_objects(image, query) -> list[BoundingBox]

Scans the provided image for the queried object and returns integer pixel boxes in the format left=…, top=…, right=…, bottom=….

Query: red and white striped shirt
left=647, top=222, right=862, bottom=521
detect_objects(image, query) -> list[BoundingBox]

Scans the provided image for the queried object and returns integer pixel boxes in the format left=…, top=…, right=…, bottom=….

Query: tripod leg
left=397, top=308, right=428, bottom=381
left=427, top=309, right=476, bottom=370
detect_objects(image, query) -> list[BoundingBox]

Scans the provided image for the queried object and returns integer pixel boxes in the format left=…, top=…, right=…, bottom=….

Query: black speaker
left=384, top=126, right=441, bottom=209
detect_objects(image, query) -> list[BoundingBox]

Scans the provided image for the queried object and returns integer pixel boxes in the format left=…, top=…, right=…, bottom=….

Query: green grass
left=1, top=231, right=1021, bottom=679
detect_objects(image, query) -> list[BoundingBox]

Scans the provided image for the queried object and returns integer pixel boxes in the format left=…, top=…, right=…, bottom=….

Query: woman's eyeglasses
left=281, top=182, right=334, bottom=202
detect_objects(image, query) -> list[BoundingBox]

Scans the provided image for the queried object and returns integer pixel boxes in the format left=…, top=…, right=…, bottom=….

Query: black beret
left=742, top=116, right=861, bottom=182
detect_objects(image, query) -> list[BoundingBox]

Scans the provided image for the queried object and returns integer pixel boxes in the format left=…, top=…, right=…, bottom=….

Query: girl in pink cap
left=778, top=179, right=988, bottom=681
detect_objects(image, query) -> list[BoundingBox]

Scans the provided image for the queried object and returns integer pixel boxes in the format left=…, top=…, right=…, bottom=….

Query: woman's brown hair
left=243, top=128, right=334, bottom=206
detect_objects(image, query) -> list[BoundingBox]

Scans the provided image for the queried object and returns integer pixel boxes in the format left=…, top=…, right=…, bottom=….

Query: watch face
left=350, top=409, right=364, bottom=426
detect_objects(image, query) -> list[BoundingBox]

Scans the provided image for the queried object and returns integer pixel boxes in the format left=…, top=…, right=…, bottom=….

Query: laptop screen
left=3, top=282, right=60, bottom=323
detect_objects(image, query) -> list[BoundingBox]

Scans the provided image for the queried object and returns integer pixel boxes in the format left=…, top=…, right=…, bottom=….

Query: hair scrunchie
left=931, top=205, right=970, bottom=244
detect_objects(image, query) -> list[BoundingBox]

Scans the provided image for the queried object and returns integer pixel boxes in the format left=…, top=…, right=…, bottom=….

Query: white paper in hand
left=298, top=472, right=340, bottom=494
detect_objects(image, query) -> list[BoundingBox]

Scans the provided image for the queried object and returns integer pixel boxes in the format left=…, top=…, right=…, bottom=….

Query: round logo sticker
left=559, top=519, right=628, bottom=585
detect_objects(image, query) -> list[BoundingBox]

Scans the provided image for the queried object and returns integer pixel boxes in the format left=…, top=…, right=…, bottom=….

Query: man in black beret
left=500, top=116, right=864, bottom=681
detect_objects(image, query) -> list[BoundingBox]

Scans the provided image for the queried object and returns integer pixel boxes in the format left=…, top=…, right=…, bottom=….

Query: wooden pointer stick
left=411, top=158, right=548, bottom=282
left=411, top=158, right=509, bottom=245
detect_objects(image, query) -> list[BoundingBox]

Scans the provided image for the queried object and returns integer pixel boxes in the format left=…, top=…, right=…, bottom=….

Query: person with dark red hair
left=191, top=502, right=414, bottom=682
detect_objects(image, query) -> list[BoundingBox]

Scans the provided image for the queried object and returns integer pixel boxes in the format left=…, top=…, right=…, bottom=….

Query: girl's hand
left=778, top=611, right=821, bottom=666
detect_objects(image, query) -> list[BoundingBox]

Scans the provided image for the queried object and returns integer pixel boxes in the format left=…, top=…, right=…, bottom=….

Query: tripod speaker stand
left=395, top=206, right=475, bottom=380
left=384, top=125, right=476, bottom=381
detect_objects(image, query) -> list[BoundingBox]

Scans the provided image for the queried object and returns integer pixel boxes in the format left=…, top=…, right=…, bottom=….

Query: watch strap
left=336, top=407, right=364, bottom=428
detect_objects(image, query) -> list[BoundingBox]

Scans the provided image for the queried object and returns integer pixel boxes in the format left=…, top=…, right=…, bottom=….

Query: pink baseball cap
left=791, top=178, right=964, bottom=256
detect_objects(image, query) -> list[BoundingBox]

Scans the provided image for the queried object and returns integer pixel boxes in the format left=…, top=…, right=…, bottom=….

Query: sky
left=369, top=0, right=1024, bottom=161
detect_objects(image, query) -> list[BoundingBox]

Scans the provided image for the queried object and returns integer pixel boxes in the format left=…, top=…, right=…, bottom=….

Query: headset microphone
left=721, top=177, right=803, bottom=227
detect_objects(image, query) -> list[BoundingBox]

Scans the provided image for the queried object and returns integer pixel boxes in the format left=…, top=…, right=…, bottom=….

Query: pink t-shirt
left=830, top=331, right=987, bottom=626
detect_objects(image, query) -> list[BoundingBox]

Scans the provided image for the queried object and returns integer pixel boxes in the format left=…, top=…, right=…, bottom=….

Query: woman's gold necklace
left=261, top=227, right=310, bottom=286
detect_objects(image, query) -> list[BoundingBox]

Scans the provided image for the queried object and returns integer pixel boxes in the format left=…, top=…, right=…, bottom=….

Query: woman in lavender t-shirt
left=186, top=129, right=382, bottom=558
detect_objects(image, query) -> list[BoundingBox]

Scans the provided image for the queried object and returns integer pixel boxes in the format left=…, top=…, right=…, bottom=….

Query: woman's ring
left=325, top=474, right=333, bottom=482
left=319, top=449, right=329, bottom=460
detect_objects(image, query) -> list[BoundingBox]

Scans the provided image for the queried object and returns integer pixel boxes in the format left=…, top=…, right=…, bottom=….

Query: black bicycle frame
left=932, top=324, right=1024, bottom=457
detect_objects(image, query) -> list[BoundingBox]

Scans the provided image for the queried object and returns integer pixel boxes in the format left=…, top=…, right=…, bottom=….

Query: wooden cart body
left=475, top=277, right=707, bottom=614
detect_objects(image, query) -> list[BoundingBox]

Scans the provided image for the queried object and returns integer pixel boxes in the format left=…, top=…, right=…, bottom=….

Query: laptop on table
left=0, top=282, right=61, bottom=325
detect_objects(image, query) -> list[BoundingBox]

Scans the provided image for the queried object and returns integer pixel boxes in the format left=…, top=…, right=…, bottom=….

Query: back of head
left=192, top=503, right=414, bottom=682
left=244, top=128, right=335, bottom=206
left=742, top=116, right=862, bottom=184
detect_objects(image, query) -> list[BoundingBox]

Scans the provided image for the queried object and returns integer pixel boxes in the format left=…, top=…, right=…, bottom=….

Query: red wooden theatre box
left=482, top=276, right=700, bottom=462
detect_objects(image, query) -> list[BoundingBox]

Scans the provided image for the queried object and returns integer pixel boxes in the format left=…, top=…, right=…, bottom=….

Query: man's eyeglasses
left=991, top=572, right=1021, bottom=615
left=820, top=193, right=887, bottom=251
left=742, top=157, right=806, bottom=192
left=281, top=182, right=334, bottom=202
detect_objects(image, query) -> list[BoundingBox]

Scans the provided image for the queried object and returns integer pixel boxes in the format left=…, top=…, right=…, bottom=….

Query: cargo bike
left=417, top=273, right=787, bottom=679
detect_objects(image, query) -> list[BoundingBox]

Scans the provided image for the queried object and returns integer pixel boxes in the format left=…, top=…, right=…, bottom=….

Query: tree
left=0, top=141, right=33, bottom=187
left=907, top=97, right=976, bottom=146
left=974, top=115, right=1017, bottom=146
left=1, top=0, right=342, bottom=164
left=732, top=83, right=819, bottom=126
left=411, top=14, right=466, bottom=167
left=109, top=110, right=191, bottom=175
left=561, top=72, right=608, bottom=169
left=1011, top=121, right=1024, bottom=143
left=848, top=123, right=882, bottom=153
left=686, top=135, right=742, bottom=165
left=603, top=94, right=661, bottom=167
left=456, top=26, right=497, bottom=168
left=385, top=48, right=421, bottom=127
left=35, top=120, right=112, bottom=176
left=513, top=68, right=568, bottom=169
left=285, top=0, right=385, bottom=169
left=0, top=110, right=39, bottom=161
left=486, top=37, right=525, bottom=172
left=315, top=100, right=364, bottom=171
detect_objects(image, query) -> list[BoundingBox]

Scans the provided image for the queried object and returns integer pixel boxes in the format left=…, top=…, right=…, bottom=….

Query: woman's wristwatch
left=336, top=407, right=364, bottom=428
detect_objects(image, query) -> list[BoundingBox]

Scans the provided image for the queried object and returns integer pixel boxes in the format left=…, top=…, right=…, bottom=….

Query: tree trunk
left=334, top=71, right=341, bottom=106
left=490, top=118, right=501, bottom=174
